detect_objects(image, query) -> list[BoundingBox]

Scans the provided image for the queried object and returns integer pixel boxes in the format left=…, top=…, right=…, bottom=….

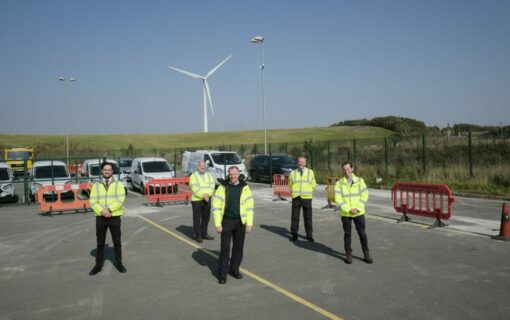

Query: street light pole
left=58, top=77, right=76, bottom=164
left=251, top=36, right=267, bottom=155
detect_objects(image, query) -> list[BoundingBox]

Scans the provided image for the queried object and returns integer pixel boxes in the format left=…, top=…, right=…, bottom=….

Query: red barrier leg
left=492, top=203, right=510, bottom=241
left=428, top=209, right=448, bottom=229
left=396, top=205, right=412, bottom=223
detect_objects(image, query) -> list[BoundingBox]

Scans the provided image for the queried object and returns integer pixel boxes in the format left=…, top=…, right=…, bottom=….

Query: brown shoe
left=363, top=251, right=373, bottom=264
left=345, top=253, right=353, bottom=264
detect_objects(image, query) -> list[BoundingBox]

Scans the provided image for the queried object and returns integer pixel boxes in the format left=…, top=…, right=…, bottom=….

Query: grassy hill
left=0, top=126, right=393, bottom=150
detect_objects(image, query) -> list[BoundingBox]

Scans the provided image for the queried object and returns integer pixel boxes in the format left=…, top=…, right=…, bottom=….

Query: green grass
left=0, top=126, right=393, bottom=150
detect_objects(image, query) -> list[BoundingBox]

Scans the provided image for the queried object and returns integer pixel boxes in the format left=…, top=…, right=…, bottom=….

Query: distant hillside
left=0, top=126, right=394, bottom=152
left=331, top=116, right=427, bottom=136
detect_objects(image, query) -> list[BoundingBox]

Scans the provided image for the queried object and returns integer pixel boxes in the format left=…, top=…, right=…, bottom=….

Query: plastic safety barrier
left=145, top=177, right=191, bottom=206
left=324, top=176, right=339, bottom=209
left=69, top=163, right=83, bottom=175
left=391, top=182, right=455, bottom=228
left=36, top=183, right=92, bottom=215
left=272, top=174, right=291, bottom=200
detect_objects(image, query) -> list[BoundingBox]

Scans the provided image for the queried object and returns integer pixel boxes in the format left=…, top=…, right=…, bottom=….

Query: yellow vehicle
left=4, top=147, right=35, bottom=175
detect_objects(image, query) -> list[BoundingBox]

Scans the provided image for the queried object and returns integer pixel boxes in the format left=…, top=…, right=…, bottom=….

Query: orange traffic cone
left=492, top=202, right=510, bottom=241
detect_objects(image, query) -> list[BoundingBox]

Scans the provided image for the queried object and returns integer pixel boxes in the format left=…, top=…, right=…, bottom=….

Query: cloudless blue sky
left=1, top=0, right=509, bottom=134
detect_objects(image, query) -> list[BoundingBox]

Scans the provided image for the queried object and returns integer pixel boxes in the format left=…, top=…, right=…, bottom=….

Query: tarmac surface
left=0, top=182, right=509, bottom=320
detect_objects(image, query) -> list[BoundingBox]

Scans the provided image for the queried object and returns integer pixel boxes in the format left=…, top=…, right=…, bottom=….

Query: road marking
left=137, top=214, right=344, bottom=320
left=127, top=190, right=142, bottom=197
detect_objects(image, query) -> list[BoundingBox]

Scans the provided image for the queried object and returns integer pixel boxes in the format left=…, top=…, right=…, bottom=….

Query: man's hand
left=101, top=208, right=112, bottom=218
left=349, top=208, right=358, bottom=214
left=203, top=194, right=209, bottom=202
left=246, top=225, right=253, bottom=233
left=215, top=226, right=222, bottom=233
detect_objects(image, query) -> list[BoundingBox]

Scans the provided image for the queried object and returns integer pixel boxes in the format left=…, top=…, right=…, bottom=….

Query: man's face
left=198, top=161, right=206, bottom=173
left=228, top=168, right=240, bottom=184
left=102, top=165, right=113, bottom=179
left=298, top=157, right=306, bottom=169
left=342, top=164, right=353, bottom=179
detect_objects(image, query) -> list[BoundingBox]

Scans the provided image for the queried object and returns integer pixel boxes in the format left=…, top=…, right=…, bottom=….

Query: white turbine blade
left=205, top=55, right=232, bottom=78
left=168, top=66, right=204, bottom=79
left=204, top=80, right=214, bottom=115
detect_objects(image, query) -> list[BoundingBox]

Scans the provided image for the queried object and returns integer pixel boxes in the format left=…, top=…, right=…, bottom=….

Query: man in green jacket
left=212, top=166, right=254, bottom=284
left=335, top=161, right=372, bottom=264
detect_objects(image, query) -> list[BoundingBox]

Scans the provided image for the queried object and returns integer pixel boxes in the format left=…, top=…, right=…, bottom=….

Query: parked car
left=0, top=162, right=18, bottom=203
left=249, top=154, right=297, bottom=182
left=80, top=159, right=128, bottom=194
left=130, top=157, right=176, bottom=194
left=182, top=150, right=247, bottom=183
left=119, top=157, right=133, bottom=174
left=30, top=160, right=72, bottom=202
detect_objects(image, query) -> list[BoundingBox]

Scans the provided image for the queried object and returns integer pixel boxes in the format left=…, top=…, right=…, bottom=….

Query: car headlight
left=145, top=176, right=154, bottom=180
left=216, top=168, right=225, bottom=174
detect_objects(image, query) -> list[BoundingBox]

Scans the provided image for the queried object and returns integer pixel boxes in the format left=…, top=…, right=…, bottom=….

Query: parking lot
left=1, top=183, right=509, bottom=320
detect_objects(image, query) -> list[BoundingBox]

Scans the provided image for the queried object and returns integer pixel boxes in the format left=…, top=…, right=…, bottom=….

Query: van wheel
left=140, top=183, right=146, bottom=194
left=130, top=181, right=136, bottom=191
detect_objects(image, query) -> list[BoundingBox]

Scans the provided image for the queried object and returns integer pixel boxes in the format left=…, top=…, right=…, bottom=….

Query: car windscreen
left=211, top=153, right=241, bottom=165
left=35, top=166, right=69, bottom=179
left=90, top=164, right=120, bottom=176
left=271, top=156, right=296, bottom=167
left=142, top=161, right=171, bottom=173
left=7, top=151, right=30, bottom=160
left=119, top=159, right=132, bottom=167
left=0, top=168, right=10, bottom=180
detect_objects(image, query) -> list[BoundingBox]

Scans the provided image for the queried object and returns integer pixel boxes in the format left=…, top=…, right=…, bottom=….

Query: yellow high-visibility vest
left=334, top=174, right=369, bottom=217
left=288, top=168, right=316, bottom=199
left=89, top=179, right=126, bottom=216
left=189, top=171, right=215, bottom=201
left=212, top=182, right=254, bottom=226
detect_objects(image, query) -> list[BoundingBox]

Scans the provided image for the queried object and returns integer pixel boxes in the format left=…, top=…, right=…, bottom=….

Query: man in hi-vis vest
left=288, top=156, right=316, bottom=242
left=189, top=160, right=216, bottom=242
left=89, top=162, right=127, bottom=275
left=335, top=161, right=372, bottom=264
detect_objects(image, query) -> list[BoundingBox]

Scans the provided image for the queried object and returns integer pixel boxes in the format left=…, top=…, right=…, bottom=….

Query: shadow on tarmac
left=175, top=224, right=220, bottom=278
left=260, top=224, right=356, bottom=263
left=89, top=244, right=116, bottom=265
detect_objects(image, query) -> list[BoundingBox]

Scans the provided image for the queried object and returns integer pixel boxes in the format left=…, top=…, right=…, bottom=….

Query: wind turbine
left=168, top=55, right=232, bottom=132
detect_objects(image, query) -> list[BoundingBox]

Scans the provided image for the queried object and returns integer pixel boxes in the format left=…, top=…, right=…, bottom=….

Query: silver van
left=182, top=150, right=247, bottom=183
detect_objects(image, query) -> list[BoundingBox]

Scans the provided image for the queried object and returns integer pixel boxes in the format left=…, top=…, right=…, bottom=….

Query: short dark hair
left=101, top=161, right=114, bottom=170
left=228, top=166, right=240, bottom=173
left=341, top=161, right=353, bottom=169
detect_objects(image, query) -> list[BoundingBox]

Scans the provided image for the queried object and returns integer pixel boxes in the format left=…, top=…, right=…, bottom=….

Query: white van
left=130, top=157, right=175, bottom=194
left=182, top=150, right=247, bottom=183
left=0, top=162, right=18, bottom=203
left=30, top=160, right=72, bottom=202
left=80, top=159, right=128, bottom=193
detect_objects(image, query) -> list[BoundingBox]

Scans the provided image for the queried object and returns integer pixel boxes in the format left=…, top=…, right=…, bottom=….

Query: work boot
left=363, top=251, right=373, bottom=264
left=345, top=253, right=353, bottom=264
left=115, top=261, right=127, bottom=273
left=290, top=233, right=298, bottom=242
left=89, top=264, right=103, bottom=276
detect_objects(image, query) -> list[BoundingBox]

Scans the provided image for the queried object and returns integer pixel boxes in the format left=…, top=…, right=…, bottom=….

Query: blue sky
left=1, top=0, right=509, bottom=134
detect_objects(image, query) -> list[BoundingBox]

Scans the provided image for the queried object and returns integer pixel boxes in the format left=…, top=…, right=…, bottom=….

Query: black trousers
left=191, top=200, right=211, bottom=237
left=95, top=216, right=122, bottom=265
left=218, top=218, right=246, bottom=279
left=341, top=215, right=369, bottom=254
left=291, top=197, right=313, bottom=236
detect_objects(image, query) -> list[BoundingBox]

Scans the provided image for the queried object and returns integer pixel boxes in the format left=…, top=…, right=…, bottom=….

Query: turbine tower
left=168, top=55, right=232, bottom=132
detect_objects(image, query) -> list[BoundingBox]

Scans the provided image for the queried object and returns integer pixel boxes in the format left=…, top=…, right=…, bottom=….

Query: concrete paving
left=0, top=183, right=509, bottom=320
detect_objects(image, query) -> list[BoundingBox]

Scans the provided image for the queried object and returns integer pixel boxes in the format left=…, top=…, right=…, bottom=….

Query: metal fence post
left=384, top=137, right=389, bottom=176
left=468, top=130, right=474, bottom=177
left=422, top=135, right=426, bottom=174
left=269, top=143, right=273, bottom=187
left=23, top=159, right=29, bottom=205
left=327, top=140, right=331, bottom=175
left=353, top=139, right=357, bottom=167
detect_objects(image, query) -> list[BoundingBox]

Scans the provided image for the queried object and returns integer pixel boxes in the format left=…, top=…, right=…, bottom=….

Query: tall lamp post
left=58, top=76, right=76, bottom=164
left=251, top=36, right=267, bottom=155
